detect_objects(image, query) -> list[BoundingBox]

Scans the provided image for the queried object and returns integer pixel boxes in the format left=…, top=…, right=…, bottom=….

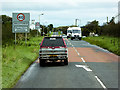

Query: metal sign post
left=15, top=33, right=16, bottom=45
left=25, top=33, right=27, bottom=45
left=37, top=30, right=38, bottom=36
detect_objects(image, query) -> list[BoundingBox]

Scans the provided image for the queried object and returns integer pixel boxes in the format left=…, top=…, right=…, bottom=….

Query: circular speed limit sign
left=17, top=13, right=25, bottom=21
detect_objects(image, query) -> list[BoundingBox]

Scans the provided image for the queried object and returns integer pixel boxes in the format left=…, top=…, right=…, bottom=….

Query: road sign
left=17, top=13, right=25, bottom=21
left=12, top=13, right=30, bottom=33
left=35, top=22, right=40, bottom=29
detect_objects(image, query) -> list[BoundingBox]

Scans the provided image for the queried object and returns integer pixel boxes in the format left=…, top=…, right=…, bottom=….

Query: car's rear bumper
left=39, top=55, right=67, bottom=60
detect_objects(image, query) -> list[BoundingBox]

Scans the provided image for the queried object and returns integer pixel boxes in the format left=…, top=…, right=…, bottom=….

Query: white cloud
left=0, top=0, right=119, bottom=3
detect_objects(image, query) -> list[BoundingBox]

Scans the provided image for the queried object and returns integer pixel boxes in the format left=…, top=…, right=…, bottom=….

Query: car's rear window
left=42, top=37, right=65, bottom=47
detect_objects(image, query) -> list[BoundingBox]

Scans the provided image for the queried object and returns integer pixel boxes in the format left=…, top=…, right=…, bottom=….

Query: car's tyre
left=79, top=37, right=81, bottom=40
left=40, top=59, right=45, bottom=67
left=71, top=37, right=73, bottom=40
left=64, top=59, right=68, bottom=65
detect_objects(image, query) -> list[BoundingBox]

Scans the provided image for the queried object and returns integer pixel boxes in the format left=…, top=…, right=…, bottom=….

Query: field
left=82, top=36, right=120, bottom=56
left=2, top=36, right=43, bottom=88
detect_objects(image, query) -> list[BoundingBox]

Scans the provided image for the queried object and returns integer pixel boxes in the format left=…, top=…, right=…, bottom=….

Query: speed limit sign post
left=12, top=13, right=30, bottom=45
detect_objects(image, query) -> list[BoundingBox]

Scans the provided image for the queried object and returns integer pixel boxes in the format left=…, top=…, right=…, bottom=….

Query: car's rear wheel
left=64, top=59, right=68, bottom=65
left=40, top=59, right=45, bottom=67
left=71, top=37, right=73, bottom=40
left=79, top=37, right=81, bottom=40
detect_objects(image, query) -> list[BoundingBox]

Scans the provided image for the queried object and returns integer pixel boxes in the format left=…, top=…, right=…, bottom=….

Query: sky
left=0, top=0, right=119, bottom=27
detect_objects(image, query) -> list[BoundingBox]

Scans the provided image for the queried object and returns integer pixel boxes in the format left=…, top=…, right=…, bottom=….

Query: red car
left=39, top=37, right=68, bottom=66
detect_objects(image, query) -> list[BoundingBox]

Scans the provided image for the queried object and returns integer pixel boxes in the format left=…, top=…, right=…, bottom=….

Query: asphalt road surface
left=14, top=38, right=118, bottom=89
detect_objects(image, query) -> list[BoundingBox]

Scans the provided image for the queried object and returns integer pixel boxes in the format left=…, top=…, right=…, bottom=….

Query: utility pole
left=75, top=19, right=80, bottom=26
left=75, top=19, right=77, bottom=26
left=39, top=13, right=44, bottom=36
left=107, top=17, right=108, bottom=24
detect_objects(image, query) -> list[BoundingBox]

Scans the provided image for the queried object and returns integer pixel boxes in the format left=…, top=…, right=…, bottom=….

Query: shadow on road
left=40, top=62, right=68, bottom=67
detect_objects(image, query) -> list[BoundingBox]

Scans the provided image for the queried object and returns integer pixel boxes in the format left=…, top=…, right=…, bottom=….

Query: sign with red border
left=12, top=13, right=30, bottom=33
left=17, top=13, right=25, bottom=21
left=35, top=22, right=40, bottom=29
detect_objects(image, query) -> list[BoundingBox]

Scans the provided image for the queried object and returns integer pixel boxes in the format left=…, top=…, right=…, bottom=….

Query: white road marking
left=95, top=76, right=107, bottom=89
left=81, top=57, right=86, bottom=62
left=75, top=65, right=92, bottom=71
left=75, top=49, right=77, bottom=52
left=83, top=66, right=92, bottom=71
left=68, top=40, right=107, bottom=89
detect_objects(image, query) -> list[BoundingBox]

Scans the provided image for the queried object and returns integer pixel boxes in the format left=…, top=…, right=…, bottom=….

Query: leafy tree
left=2, top=15, right=14, bottom=45
left=81, top=20, right=99, bottom=36
left=48, top=24, right=53, bottom=32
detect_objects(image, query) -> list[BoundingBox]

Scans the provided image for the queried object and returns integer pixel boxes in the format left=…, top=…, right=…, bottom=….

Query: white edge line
left=81, top=57, right=86, bottom=62
left=95, top=76, right=107, bottom=89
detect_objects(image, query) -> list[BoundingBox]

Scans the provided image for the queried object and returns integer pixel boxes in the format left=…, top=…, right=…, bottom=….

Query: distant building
left=30, top=20, right=35, bottom=30
left=30, top=24, right=35, bottom=30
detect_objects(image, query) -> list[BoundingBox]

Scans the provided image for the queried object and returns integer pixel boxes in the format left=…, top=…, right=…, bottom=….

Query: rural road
left=14, top=38, right=118, bottom=89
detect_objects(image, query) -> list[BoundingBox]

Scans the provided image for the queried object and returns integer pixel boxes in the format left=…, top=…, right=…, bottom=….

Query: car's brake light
left=65, top=50, right=67, bottom=53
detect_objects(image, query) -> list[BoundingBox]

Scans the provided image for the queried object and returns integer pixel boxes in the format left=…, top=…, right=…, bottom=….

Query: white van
left=67, top=27, right=82, bottom=40
left=67, top=27, right=72, bottom=38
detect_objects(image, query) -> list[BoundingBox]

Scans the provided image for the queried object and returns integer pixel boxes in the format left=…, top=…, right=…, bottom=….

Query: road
left=14, top=38, right=118, bottom=89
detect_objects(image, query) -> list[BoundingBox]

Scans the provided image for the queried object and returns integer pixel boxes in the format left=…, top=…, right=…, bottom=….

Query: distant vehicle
left=67, top=27, right=72, bottom=38
left=67, top=27, right=82, bottom=40
left=39, top=37, right=68, bottom=66
left=51, top=32, right=59, bottom=37
left=62, top=34, right=67, bottom=38
left=82, top=36, right=86, bottom=38
left=94, top=34, right=98, bottom=37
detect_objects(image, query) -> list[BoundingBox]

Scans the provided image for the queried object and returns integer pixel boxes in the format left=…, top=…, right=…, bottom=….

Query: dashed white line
left=95, top=76, right=107, bottom=89
left=68, top=39, right=107, bottom=89
left=81, top=57, right=86, bottom=63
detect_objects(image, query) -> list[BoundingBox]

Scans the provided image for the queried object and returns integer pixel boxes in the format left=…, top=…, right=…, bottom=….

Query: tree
left=48, top=24, right=53, bottom=32
left=81, top=20, right=99, bottom=36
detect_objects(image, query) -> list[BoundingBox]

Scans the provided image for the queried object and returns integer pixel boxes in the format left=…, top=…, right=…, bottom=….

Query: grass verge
left=82, top=36, right=120, bottom=56
left=2, top=36, right=43, bottom=88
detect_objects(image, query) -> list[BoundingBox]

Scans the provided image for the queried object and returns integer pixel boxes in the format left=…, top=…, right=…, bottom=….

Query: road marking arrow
left=75, top=65, right=92, bottom=71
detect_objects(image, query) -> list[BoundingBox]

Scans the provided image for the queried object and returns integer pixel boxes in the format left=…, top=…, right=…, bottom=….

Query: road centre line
left=67, top=39, right=107, bottom=89
left=67, top=39, right=86, bottom=63
left=81, top=57, right=86, bottom=63
left=95, top=76, right=107, bottom=89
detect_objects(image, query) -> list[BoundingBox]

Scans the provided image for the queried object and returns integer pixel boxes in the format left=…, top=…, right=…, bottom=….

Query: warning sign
left=35, top=22, right=40, bottom=29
